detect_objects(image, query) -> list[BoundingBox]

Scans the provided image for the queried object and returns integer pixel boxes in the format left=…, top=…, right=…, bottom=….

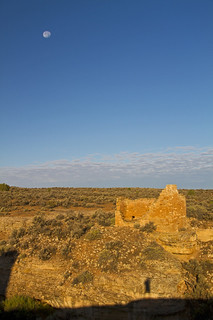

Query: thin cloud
left=0, top=147, right=212, bottom=188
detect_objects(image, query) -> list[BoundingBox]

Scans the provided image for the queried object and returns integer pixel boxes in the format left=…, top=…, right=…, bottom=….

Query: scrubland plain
left=0, top=184, right=212, bottom=319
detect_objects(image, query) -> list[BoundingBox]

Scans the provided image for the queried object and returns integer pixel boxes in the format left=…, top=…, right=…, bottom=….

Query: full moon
left=43, top=31, right=51, bottom=38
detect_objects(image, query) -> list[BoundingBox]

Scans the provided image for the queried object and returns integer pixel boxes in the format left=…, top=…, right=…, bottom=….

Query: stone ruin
left=115, top=185, right=188, bottom=233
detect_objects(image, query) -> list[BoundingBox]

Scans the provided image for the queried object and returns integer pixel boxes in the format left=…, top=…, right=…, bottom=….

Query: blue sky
left=1, top=0, right=213, bottom=188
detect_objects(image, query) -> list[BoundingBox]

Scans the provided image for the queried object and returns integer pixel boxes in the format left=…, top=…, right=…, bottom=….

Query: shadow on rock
left=0, top=250, right=18, bottom=300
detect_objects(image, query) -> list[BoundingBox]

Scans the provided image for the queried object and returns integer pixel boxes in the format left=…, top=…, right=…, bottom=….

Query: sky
left=0, top=0, right=213, bottom=188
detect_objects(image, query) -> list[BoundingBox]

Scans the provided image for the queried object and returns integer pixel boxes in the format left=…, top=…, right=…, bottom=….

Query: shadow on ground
left=1, top=298, right=212, bottom=319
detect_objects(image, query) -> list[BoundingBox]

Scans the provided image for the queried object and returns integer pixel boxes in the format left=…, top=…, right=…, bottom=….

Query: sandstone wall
left=115, top=198, right=155, bottom=226
left=115, top=185, right=188, bottom=232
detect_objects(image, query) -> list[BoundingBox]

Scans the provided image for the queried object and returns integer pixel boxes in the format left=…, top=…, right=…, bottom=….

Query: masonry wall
left=115, top=185, right=187, bottom=232
left=115, top=198, right=152, bottom=227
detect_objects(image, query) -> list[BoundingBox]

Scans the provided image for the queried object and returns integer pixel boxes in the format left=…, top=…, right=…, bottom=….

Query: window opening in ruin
left=132, top=216, right=135, bottom=220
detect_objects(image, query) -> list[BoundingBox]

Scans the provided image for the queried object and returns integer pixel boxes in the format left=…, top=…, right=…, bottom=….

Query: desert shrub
left=32, top=215, right=46, bottom=227
left=38, top=246, right=56, bottom=261
left=182, top=259, right=212, bottom=299
left=98, top=249, right=118, bottom=272
left=178, top=227, right=187, bottom=231
left=105, top=240, right=123, bottom=250
left=0, top=207, right=9, bottom=213
left=61, top=200, right=70, bottom=208
left=52, top=227, right=67, bottom=240
left=72, top=261, right=80, bottom=269
left=0, top=183, right=10, bottom=191
left=96, top=211, right=115, bottom=226
left=9, top=228, right=26, bottom=245
left=56, top=214, right=65, bottom=220
left=18, top=253, right=27, bottom=260
left=46, top=200, right=58, bottom=208
left=20, top=241, right=29, bottom=250
left=190, top=274, right=211, bottom=299
left=66, top=213, right=92, bottom=237
left=183, top=259, right=202, bottom=276
left=46, top=219, right=62, bottom=227
left=9, top=238, right=18, bottom=246
left=189, top=219, right=201, bottom=227
left=72, top=270, right=93, bottom=285
left=84, top=203, right=95, bottom=208
left=10, top=229, right=18, bottom=239
left=187, top=205, right=213, bottom=221
left=86, top=228, right=102, bottom=241
left=69, top=222, right=88, bottom=239
left=200, top=260, right=213, bottom=274
left=61, top=242, right=73, bottom=258
left=65, top=211, right=80, bottom=222
left=17, top=227, right=26, bottom=238
left=182, top=259, right=213, bottom=277
left=63, top=271, right=71, bottom=279
left=209, top=200, right=213, bottom=211
left=134, top=223, right=140, bottom=229
left=110, top=217, right=115, bottom=225
left=187, top=190, right=195, bottom=196
left=75, top=212, right=83, bottom=220
left=29, top=216, right=55, bottom=237
left=73, top=202, right=79, bottom=207
left=136, top=255, right=147, bottom=269
left=140, top=221, right=157, bottom=233
left=142, top=242, right=166, bottom=261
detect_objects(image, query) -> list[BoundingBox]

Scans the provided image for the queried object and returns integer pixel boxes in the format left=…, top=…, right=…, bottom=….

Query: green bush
left=1, top=295, right=53, bottom=319
left=72, top=270, right=93, bottom=285
left=187, top=189, right=195, bottom=196
left=0, top=183, right=10, bottom=191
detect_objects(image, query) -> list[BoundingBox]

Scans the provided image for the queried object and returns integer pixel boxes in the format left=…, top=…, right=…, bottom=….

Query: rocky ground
left=0, top=187, right=212, bottom=319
